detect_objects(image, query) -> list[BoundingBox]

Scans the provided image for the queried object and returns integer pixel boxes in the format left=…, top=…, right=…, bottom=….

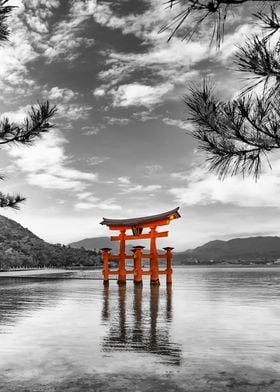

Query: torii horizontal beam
left=110, top=231, right=169, bottom=241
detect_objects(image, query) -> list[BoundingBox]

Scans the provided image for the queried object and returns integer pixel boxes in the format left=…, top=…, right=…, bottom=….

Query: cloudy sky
left=1, top=0, right=280, bottom=250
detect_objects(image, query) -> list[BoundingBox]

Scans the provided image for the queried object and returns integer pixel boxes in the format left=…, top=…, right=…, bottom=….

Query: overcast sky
left=1, top=0, right=280, bottom=251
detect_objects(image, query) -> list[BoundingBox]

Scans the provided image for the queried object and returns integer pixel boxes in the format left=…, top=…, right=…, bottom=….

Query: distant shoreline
left=0, top=264, right=279, bottom=279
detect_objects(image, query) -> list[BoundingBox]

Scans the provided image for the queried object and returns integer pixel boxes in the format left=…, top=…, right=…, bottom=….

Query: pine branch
left=0, top=101, right=57, bottom=145
left=0, top=0, right=15, bottom=43
left=0, top=3, right=57, bottom=209
left=0, top=192, right=25, bottom=209
left=0, top=102, right=57, bottom=209
left=184, top=82, right=280, bottom=178
left=254, top=5, right=280, bottom=39
left=161, top=0, right=253, bottom=46
left=234, top=35, right=280, bottom=95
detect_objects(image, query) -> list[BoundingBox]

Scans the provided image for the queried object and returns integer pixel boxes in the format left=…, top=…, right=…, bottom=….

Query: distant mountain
left=0, top=215, right=101, bottom=269
left=173, top=236, right=280, bottom=264
left=3, top=215, right=278, bottom=269
left=70, top=237, right=115, bottom=251
left=69, top=237, right=134, bottom=253
left=70, top=235, right=280, bottom=264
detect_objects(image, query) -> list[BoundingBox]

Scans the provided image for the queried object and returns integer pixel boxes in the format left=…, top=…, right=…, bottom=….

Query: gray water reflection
left=102, top=285, right=181, bottom=365
left=0, top=278, right=63, bottom=328
left=0, top=267, right=279, bottom=391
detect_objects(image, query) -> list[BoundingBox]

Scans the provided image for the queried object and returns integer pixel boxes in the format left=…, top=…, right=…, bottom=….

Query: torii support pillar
left=150, top=227, right=160, bottom=286
left=101, top=247, right=111, bottom=286
left=132, top=246, right=144, bottom=285
left=163, top=247, right=174, bottom=285
left=117, top=229, right=127, bottom=285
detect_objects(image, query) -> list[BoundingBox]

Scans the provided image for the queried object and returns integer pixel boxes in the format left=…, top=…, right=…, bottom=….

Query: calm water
left=0, top=267, right=279, bottom=391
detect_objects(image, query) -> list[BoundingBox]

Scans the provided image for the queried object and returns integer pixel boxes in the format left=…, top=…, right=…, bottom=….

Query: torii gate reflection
left=101, top=285, right=182, bottom=366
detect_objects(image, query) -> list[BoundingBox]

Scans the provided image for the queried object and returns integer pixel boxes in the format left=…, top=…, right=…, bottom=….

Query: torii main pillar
left=100, top=207, right=181, bottom=286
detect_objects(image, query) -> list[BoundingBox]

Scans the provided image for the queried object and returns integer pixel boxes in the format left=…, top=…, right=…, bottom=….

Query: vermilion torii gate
left=100, top=207, right=181, bottom=286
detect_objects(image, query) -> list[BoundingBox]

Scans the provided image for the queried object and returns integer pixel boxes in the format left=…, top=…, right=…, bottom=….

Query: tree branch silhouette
left=163, top=1, right=280, bottom=178
left=0, top=1, right=57, bottom=208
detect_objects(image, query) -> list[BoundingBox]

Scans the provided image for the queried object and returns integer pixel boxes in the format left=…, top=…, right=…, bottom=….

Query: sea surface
left=0, top=266, right=279, bottom=391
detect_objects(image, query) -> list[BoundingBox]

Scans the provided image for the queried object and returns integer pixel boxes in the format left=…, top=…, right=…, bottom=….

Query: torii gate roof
left=100, top=207, right=180, bottom=228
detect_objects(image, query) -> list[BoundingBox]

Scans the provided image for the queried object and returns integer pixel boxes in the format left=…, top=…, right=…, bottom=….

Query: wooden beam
left=108, top=269, right=168, bottom=276
left=109, top=254, right=134, bottom=260
left=108, top=270, right=119, bottom=275
left=110, top=231, right=169, bottom=241
left=110, top=253, right=167, bottom=260
left=158, top=270, right=168, bottom=275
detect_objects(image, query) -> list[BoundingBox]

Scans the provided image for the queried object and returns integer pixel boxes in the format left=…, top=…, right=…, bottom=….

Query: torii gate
left=100, top=207, right=181, bottom=286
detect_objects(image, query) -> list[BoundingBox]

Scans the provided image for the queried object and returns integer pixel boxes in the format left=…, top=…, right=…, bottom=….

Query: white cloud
left=31, top=1, right=96, bottom=62
left=81, top=126, right=101, bottom=135
left=75, top=202, right=97, bottom=210
left=26, top=14, right=49, bottom=33
left=93, top=0, right=182, bottom=42
left=144, top=164, right=162, bottom=176
left=120, top=184, right=162, bottom=194
left=26, top=173, right=90, bottom=191
left=47, top=87, right=78, bottom=103
left=1, top=106, right=30, bottom=123
left=42, top=87, right=90, bottom=124
left=93, top=88, right=105, bottom=97
left=118, top=176, right=131, bottom=185
left=92, top=1, right=260, bottom=110
left=6, top=131, right=97, bottom=191
left=75, top=198, right=121, bottom=211
left=170, top=156, right=280, bottom=208
left=171, top=172, right=189, bottom=181
left=0, top=0, right=96, bottom=105
left=105, top=117, right=130, bottom=126
left=75, top=191, right=121, bottom=211
left=57, top=103, right=92, bottom=121
left=98, top=200, right=122, bottom=211
left=162, top=118, right=191, bottom=131
left=85, top=156, right=109, bottom=166
left=217, top=22, right=259, bottom=62
left=132, top=110, right=158, bottom=122
left=0, top=4, right=38, bottom=95
left=25, top=0, right=60, bottom=9
left=117, top=176, right=162, bottom=194
left=111, top=83, right=173, bottom=108
left=77, top=192, right=97, bottom=200
left=92, top=1, right=213, bottom=107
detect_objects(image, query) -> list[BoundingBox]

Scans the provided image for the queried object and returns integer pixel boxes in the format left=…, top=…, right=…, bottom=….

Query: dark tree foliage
left=163, top=1, right=280, bottom=178
left=0, top=215, right=102, bottom=270
left=0, top=0, right=14, bottom=42
left=0, top=1, right=56, bottom=208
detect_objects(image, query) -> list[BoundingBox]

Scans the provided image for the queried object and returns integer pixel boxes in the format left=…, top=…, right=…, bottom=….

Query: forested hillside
left=0, top=215, right=101, bottom=269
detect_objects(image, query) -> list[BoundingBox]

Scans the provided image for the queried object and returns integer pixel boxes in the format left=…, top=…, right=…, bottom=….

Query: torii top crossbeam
left=100, top=207, right=181, bottom=229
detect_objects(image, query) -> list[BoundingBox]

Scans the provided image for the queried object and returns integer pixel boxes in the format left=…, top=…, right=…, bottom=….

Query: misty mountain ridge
left=1, top=213, right=279, bottom=266
left=174, top=236, right=280, bottom=263
left=69, top=235, right=280, bottom=264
